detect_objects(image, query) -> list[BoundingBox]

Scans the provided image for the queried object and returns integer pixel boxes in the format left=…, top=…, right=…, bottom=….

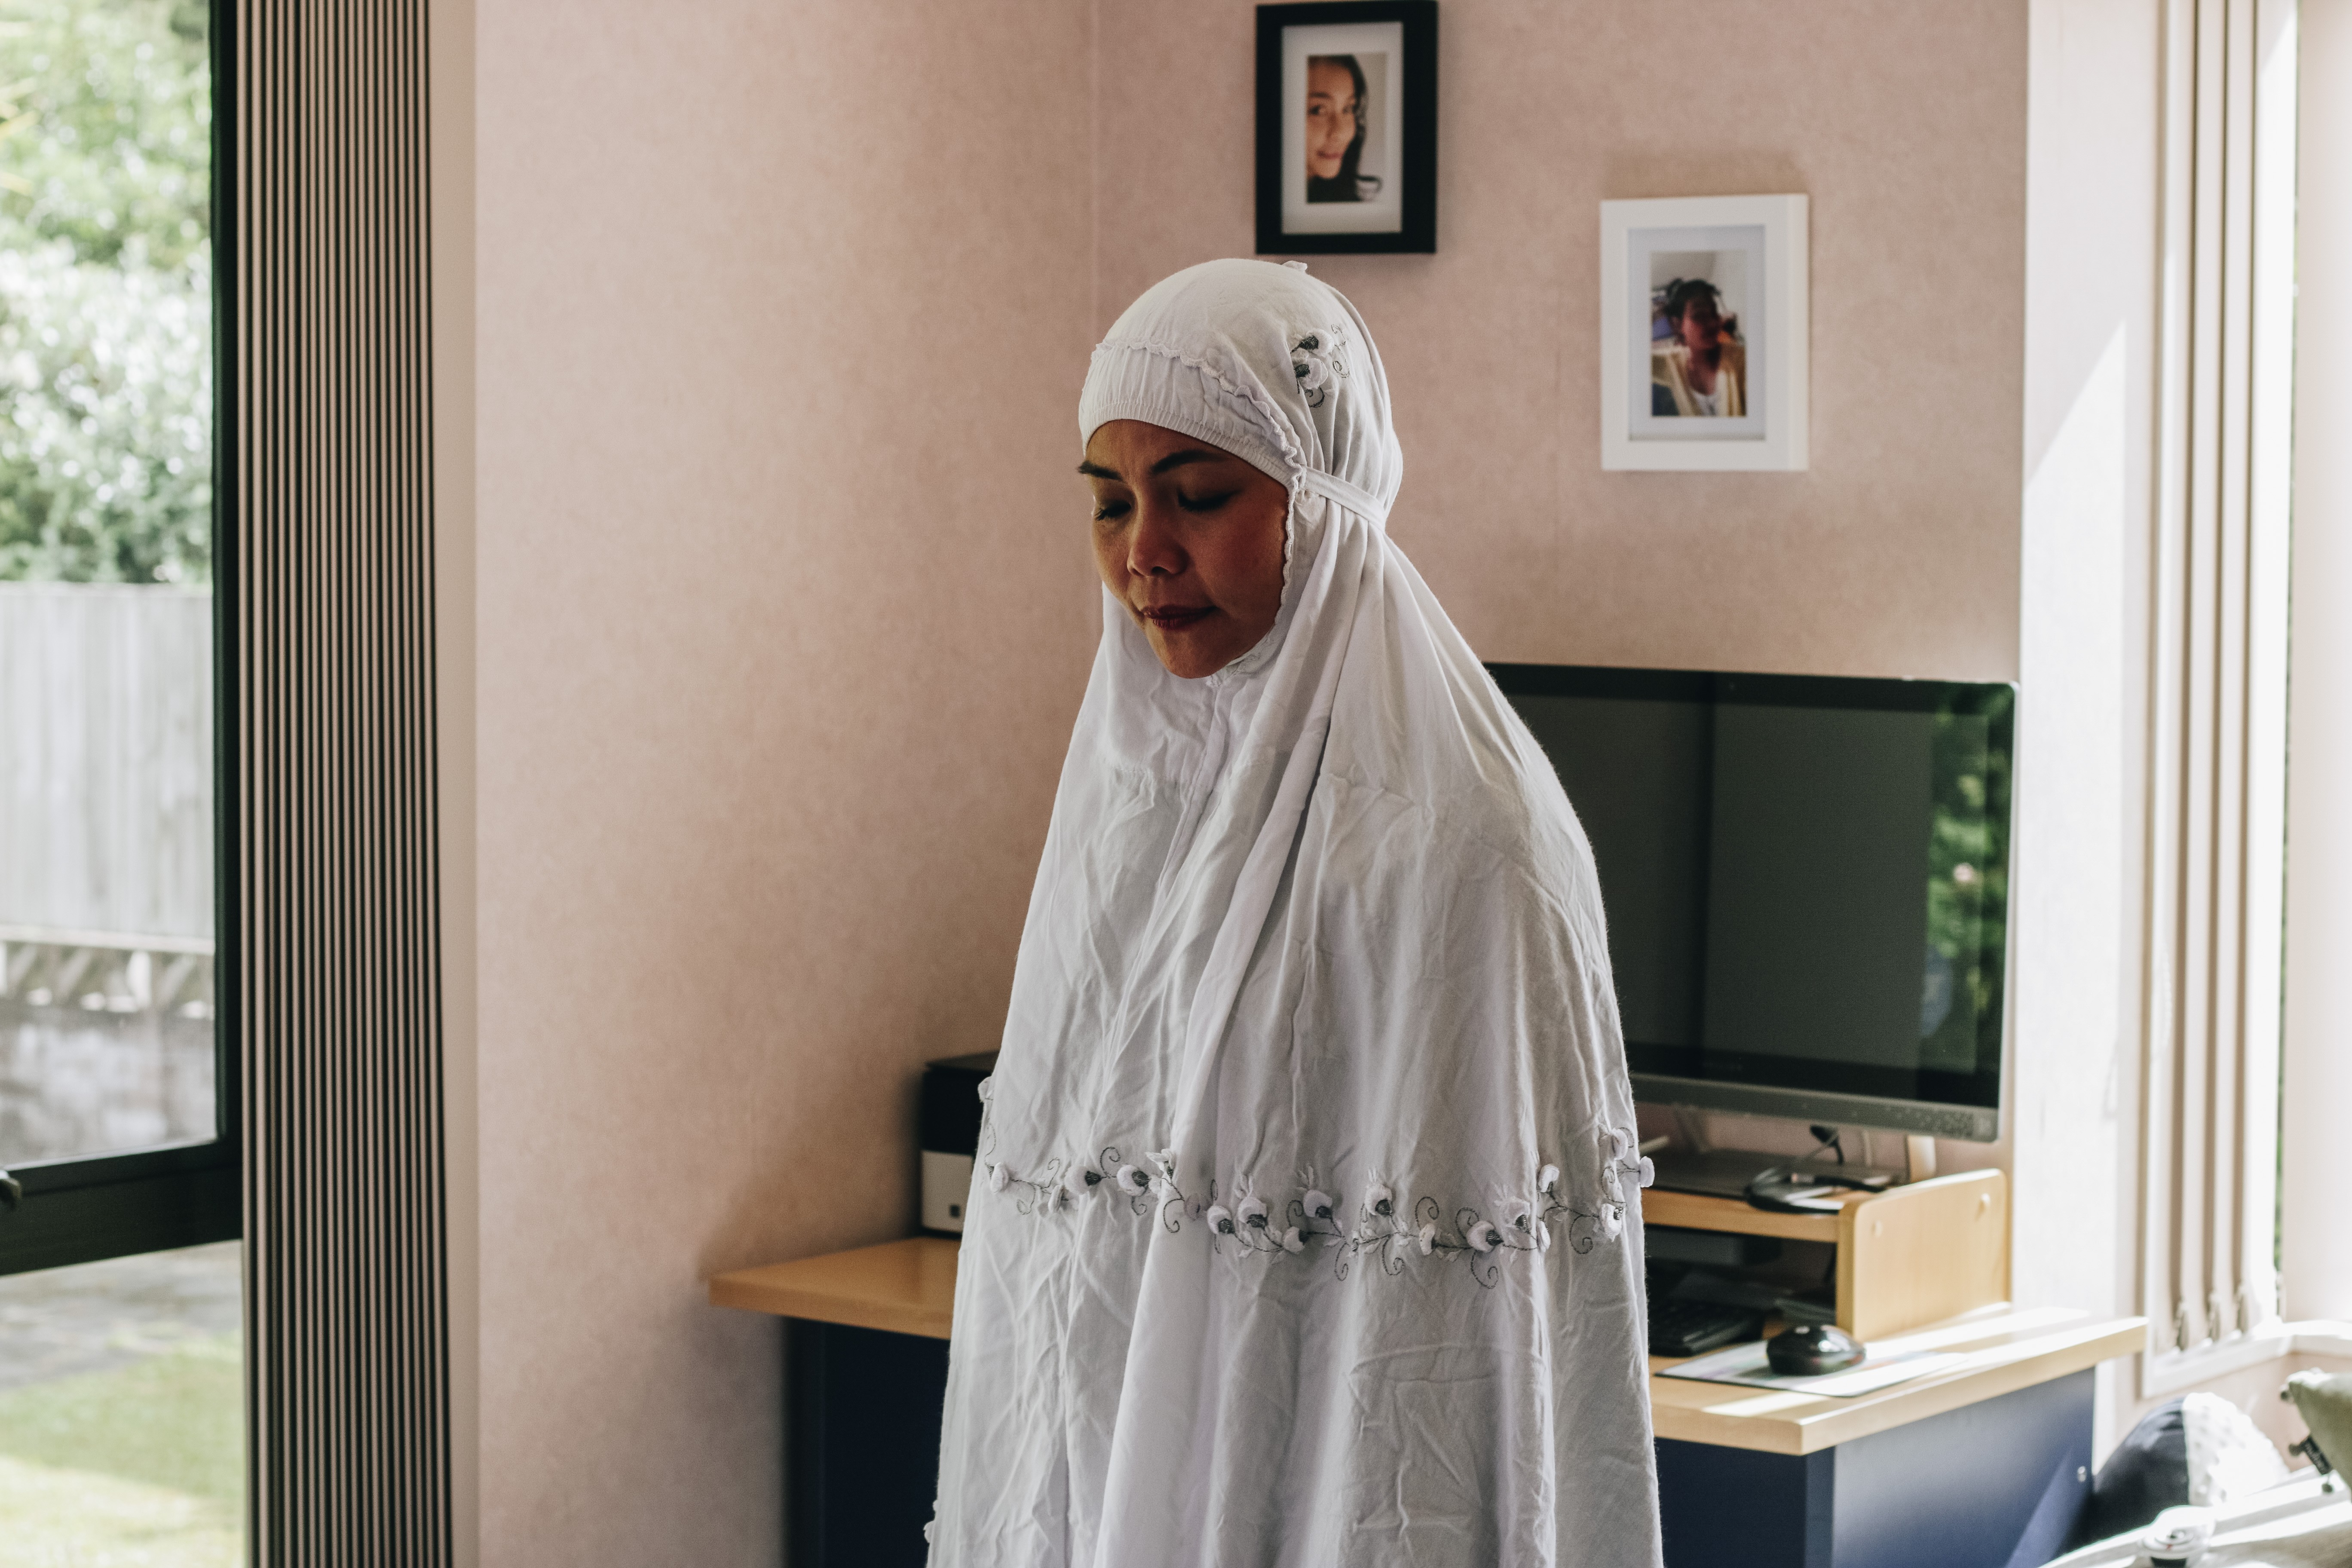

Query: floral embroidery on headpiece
left=1290, top=326, right=1350, bottom=409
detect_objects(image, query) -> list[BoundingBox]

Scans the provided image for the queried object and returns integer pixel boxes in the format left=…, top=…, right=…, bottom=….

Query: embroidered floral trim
left=980, top=1109, right=1655, bottom=1291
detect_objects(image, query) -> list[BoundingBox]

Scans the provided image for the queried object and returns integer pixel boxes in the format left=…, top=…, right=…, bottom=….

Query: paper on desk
left=1658, top=1341, right=1969, bottom=1398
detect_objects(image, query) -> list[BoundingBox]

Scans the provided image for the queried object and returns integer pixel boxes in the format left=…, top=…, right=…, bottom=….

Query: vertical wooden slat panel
left=237, top=0, right=448, bottom=1558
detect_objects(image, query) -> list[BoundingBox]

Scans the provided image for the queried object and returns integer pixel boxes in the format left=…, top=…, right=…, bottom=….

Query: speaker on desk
left=919, top=1051, right=997, bottom=1234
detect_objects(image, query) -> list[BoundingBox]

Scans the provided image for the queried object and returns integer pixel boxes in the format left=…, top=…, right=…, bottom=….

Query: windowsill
left=2139, top=1319, right=2352, bottom=1397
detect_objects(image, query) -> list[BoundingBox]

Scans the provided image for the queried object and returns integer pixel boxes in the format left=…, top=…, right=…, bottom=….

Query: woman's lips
left=1139, top=604, right=1213, bottom=632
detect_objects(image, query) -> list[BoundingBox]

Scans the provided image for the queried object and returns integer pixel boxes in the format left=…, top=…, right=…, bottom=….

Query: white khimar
left=929, top=259, right=1662, bottom=1568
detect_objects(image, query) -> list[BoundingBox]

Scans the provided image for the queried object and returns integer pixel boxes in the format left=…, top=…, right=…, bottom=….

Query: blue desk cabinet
left=787, top=1319, right=948, bottom=1568
left=1656, top=1371, right=2094, bottom=1568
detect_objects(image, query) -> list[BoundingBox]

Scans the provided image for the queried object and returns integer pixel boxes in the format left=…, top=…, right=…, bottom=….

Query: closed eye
left=1178, top=490, right=1239, bottom=514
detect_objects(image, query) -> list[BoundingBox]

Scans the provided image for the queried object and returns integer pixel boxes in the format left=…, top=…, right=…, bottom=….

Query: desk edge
left=1650, top=1317, right=2145, bottom=1455
left=707, top=1275, right=954, bottom=1340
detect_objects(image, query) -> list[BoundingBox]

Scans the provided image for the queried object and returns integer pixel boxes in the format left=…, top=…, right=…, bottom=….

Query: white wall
left=2282, top=0, right=2352, bottom=1326
left=2012, top=0, right=2161, bottom=1457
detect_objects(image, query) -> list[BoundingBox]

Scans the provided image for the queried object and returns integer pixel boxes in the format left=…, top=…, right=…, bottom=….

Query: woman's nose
left=1127, top=505, right=1187, bottom=576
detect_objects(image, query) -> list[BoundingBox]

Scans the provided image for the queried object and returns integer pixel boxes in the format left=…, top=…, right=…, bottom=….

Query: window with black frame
left=0, top=0, right=240, bottom=1558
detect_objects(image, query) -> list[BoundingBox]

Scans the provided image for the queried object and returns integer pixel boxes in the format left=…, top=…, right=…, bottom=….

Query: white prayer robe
left=928, top=260, right=1663, bottom=1568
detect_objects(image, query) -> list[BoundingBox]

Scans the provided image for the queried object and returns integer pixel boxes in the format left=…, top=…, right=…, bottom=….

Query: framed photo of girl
left=1256, top=1, right=1439, bottom=254
left=1600, top=194, right=1810, bottom=472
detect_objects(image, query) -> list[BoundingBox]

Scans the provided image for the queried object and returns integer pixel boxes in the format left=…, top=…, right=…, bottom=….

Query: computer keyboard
left=1647, top=1297, right=1765, bottom=1358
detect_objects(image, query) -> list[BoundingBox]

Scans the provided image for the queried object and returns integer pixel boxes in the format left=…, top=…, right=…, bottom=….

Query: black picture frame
left=1256, top=1, right=1439, bottom=255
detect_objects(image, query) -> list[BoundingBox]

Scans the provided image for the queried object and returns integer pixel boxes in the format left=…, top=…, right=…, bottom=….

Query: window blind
left=2139, top=0, right=2296, bottom=1392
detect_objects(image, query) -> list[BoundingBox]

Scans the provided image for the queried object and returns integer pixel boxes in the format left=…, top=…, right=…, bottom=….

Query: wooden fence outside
left=0, top=583, right=214, bottom=944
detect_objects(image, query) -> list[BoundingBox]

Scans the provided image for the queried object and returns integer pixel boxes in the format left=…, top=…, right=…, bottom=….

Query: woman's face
left=1677, top=296, right=1724, bottom=354
left=1082, top=420, right=1289, bottom=680
left=1305, top=59, right=1358, bottom=182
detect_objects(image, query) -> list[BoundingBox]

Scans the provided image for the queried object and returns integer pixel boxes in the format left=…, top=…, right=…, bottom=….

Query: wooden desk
left=710, top=1235, right=2143, bottom=1568
left=706, top=1238, right=2135, bottom=1456
left=709, top=1237, right=955, bottom=1339
left=714, top=1240, right=957, bottom=1568
left=1649, top=1306, right=2146, bottom=1455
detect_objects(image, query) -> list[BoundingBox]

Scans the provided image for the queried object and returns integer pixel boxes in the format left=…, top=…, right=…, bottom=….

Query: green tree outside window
left=0, top=0, right=211, bottom=584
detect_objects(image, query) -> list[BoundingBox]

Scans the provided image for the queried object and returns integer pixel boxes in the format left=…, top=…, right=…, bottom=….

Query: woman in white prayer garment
left=928, top=258, right=1663, bottom=1568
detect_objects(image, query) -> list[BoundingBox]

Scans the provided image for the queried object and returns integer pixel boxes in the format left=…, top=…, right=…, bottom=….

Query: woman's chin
left=1145, top=624, right=1244, bottom=680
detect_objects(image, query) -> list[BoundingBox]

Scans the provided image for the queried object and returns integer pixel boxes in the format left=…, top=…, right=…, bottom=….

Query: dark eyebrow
left=1076, top=449, right=1228, bottom=482
left=1150, top=449, right=1225, bottom=475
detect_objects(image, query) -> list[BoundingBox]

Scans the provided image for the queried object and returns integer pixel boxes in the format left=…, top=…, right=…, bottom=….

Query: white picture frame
left=1600, top=194, right=1809, bottom=472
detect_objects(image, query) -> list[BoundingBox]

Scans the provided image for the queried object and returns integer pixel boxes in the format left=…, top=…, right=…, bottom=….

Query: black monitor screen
left=1489, top=666, right=2013, bottom=1121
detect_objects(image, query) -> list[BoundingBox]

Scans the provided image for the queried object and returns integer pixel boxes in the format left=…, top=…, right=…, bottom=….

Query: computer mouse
left=1766, top=1323, right=1866, bottom=1376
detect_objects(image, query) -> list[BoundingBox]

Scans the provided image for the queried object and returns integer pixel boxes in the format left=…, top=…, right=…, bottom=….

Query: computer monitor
left=1489, top=665, right=2016, bottom=1142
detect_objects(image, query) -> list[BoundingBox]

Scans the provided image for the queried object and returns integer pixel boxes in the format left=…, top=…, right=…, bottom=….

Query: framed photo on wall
left=1256, top=2, right=1438, bottom=254
left=1600, top=195, right=1810, bottom=472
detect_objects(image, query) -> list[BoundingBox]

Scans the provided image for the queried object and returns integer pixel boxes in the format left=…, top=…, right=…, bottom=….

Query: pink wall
left=472, top=2, right=2031, bottom=1561
left=1096, top=0, right=2029, bottom=681
left=473, top=3, right=1095, bottom=1560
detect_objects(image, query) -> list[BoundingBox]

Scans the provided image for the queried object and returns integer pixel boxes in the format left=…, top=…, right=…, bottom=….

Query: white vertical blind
left=2141, top=0, right=2296, bottom=1386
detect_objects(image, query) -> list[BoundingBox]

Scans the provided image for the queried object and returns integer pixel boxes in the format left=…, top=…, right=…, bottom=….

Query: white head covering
left=931, top=260, right=1661, bottom=1568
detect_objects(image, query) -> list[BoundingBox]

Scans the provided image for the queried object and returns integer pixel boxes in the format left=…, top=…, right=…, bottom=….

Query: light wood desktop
left=709, top=1235, right=956, bottom=1340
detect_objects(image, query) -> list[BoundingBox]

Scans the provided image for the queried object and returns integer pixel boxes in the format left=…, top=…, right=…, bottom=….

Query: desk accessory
left=1745, top=1165, right=1893, bottom=1215
left=1660, top=1334, right=1962, bottom=1398
left=1766, top=1323, right=1865, bottom=1376
left=1648, top=1297, right=1764, bottom=1358
left=1645, top=1145, right=1890, bottom=1198
left=1738, top=1125, right=1900, bottom=1214
left=918, top=1052, right=998, bottom=1235
left=1642, top=1168, right=2008, bottom=1345
left=1645, top=1224, right=1782, bottom=1268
